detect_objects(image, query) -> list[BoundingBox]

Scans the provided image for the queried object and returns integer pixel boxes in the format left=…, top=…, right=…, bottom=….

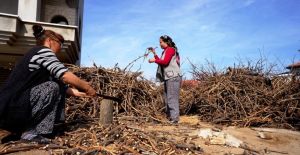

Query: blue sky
left=81, top=0, right=300, bottom=80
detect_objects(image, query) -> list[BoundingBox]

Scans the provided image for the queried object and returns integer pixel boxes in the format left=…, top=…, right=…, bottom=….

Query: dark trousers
left=164, top=76, right=182, bottom=122
left=26, top=81, right=66, bottom=135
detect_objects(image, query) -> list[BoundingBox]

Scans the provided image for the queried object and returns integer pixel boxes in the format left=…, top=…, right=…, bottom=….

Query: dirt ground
left=133, top=115, right=300, bottom=155
left=183, top=116, right=298, bottom=154
left=1, top=115, right=300, bottom=155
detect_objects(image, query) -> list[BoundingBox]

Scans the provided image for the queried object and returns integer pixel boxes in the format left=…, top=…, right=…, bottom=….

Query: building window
left=51, top=15, right=69, bottom=25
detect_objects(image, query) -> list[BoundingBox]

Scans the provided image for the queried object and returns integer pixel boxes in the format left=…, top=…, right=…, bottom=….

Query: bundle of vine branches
left=66, top=63, right=299, bottom=129
left=181, top=62, right=300, bottom=129
left=65, top=64, right=165, bottom=122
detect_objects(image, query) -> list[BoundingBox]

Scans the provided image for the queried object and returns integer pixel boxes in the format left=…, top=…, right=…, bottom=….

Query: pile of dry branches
left=66, top=62, right=300, bottom=131
left=1, top=122, right=203, bottom=154
left=181, top=62, right=300, bottom=129
left=1, top=61, right=300, bottom=154
left=51, top=123, right=203, bottom=155
left=65, top=64, right=165, bottom=122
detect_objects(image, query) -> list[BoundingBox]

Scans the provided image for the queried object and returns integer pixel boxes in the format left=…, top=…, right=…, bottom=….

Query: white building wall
left=42, top=0, right=77, bottom=26
left=18, top=0, right=38, bottom=21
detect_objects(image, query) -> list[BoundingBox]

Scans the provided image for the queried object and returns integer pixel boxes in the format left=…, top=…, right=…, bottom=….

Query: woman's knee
left=33, top=81, right=60, bottom=96
left=44, top=81, right=59, bottom=91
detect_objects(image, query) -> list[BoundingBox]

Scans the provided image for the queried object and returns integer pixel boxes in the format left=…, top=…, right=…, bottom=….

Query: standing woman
left=0, top=24, right=96, bottom=143
left=148, top=35, right=182, bottom=124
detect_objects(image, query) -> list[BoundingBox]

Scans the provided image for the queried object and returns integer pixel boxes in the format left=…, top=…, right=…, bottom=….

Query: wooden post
left=100, top=99, right=113, bottom=125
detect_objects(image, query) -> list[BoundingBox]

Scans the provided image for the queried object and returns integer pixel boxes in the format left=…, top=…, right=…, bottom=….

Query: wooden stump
left=100, top=99, right=113, bottom=125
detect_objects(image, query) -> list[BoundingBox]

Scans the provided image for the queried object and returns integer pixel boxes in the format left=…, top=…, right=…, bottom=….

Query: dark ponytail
left=160, top=35, right=180, bottom=66
left=32, top=24, right=64, bottom=46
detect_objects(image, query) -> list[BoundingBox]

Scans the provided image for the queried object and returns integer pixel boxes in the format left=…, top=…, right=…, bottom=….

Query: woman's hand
left=85, top=86, right=96, bottom=96
left=147, top=47, right=156, bottom=55
left=61, top=72, right=96, bottom=97
left=148, top=58, right=156, bottom=63
left=67, top=87, right=87, bottom=97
